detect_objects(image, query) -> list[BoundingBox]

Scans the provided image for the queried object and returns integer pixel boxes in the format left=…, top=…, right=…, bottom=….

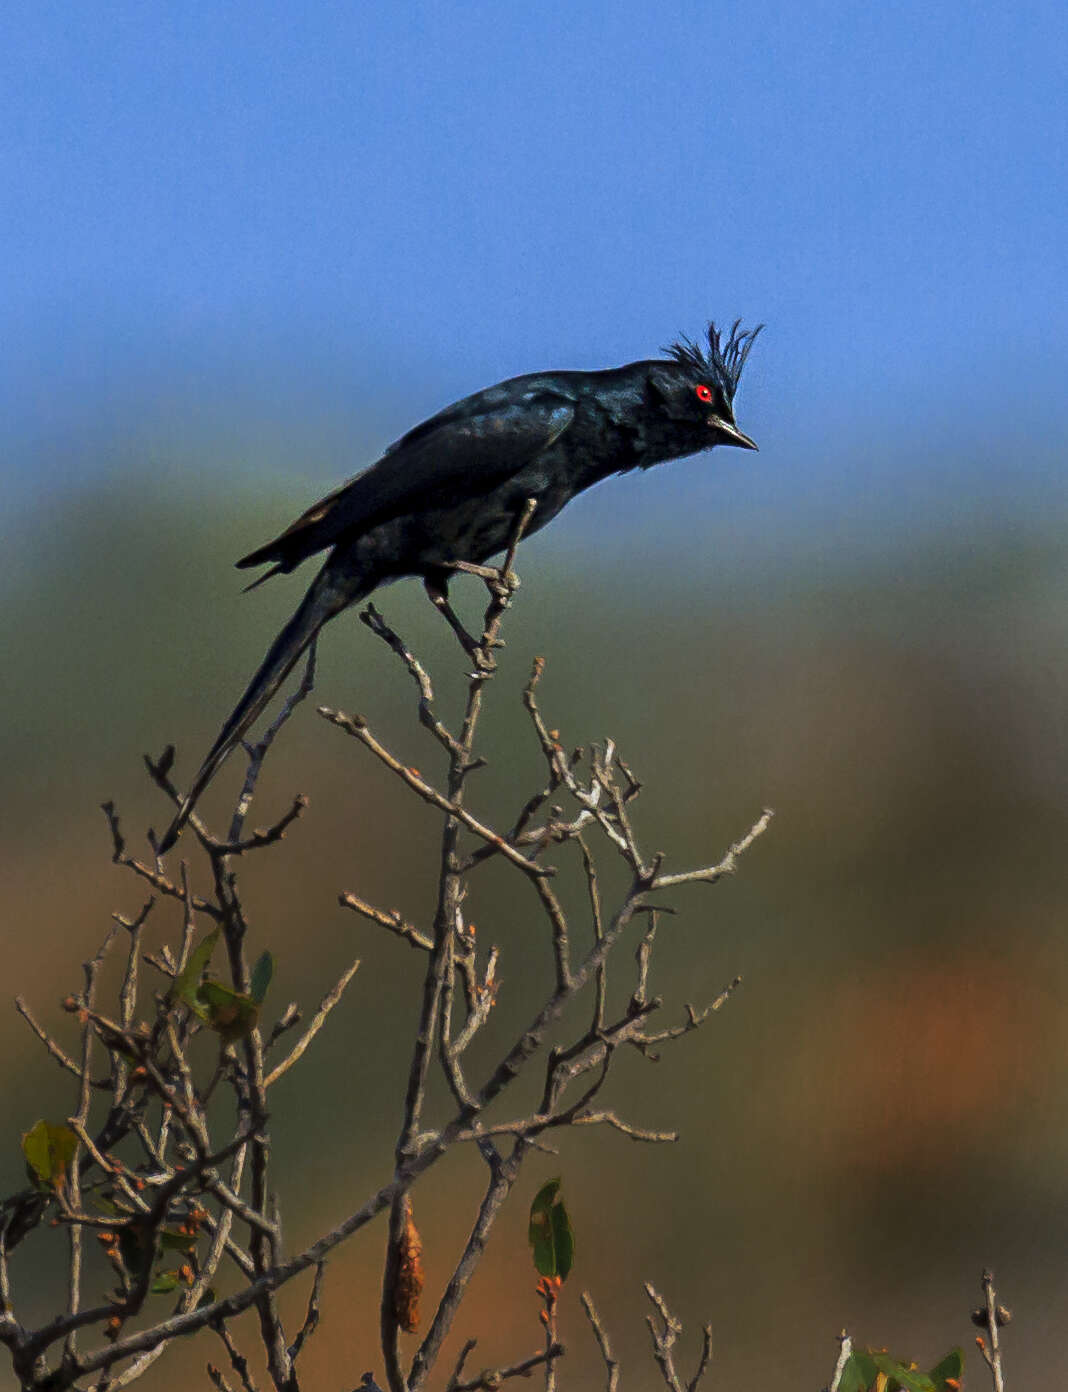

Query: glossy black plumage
left=157, top=320, right=762, bottom=852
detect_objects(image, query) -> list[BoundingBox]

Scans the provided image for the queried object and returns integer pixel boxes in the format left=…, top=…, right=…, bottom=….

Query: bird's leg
left=444, top=558, right=520, bottom=602
left=423, top=573, right=496, bottom=672
left=445, top=560, right=503, bottom=581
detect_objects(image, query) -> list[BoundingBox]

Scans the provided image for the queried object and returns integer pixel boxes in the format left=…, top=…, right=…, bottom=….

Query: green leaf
left=550, top=1196, right=574, bottom=1279
left=151, top=1271, right=181, bottom=1294
left=529, top=1179, right=560, bottom=1218
left=928, top=1349, right=964, bottom=1391
left=250, top=951, right=274, bottom=1004
left=22, top=1121, right=79, bottom=1190
left=197, top=981, right=259, bottom=1039
left=870, top=1352, right=935, bottom=1392
left=528, top=1178, right=575, bottom=1281
left=172, top=928, right=220, bottom=1008
left=839, top=1348, right=962, bottom=1392
left=838, top=1351, right=880, bottom=1392
left=158, top=1227, right=197, bottom=1252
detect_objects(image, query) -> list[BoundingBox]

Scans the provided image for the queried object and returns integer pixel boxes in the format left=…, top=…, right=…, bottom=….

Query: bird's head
left=646, top=319, right=762, bottom=453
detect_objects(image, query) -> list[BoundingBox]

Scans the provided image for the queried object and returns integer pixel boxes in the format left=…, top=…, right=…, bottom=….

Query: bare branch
left=360, top=603, right=463, bottom=757
left=644, top=1285, right=713, bottom=1392
left=975, top=1269, right=1009, bottom=1392
left=103, top=801, right=222, bottom=920
left=226, top=640, right=318, bottom=849
left=650, top=808, right=773, bottom=891
left=14, top=998, right=83, bottom=1080
left=450, top=947, right=500, bottom=1056
left=531, top=877, right=571, bottom=992
left=577, top=834, right=607, bottom=1031
left=687, top=1324, right=714, bottom=1392
left=207, top=1362, right=236, bottom=1392
left=220, top=794, right=309, bottom=854
left=572, top=1112, right=678, bottom=1143
left=319, top=706, right=551, bottom=879
left=264, top=958, right=361, bottom=1087
left=448, top=1343, right=565, bottom=1392
left=65, top=929, right=114, bottom=1361
left=340, top=893, right=432, bottom=951
left=408, top=1141, right=525, bottom=1392
left=645, top=1283, right=684, bottom=1392
left=0, top=1215, right=17, bottom=1342
left=828, top=1332, right=853, bottom=1392
left=581, top=1292, right=620, bottom=1392
left=640, top=977, right=743, bottom=1048
left=287, top=1262, right=325, bottom=1367
left=116, top=898, right=154, bottom=1030
left=445, top=1339, right=479, bottom=1392
left=212, top=1321, right=260, bottom=1392
left=104, top=1343, right=170, bottom=1389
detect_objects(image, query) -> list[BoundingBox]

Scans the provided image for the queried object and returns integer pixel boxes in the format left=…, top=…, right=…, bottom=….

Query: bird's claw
left=489, top=570, right=520, bottom=602
left=469, top=643, right=498, bottom=676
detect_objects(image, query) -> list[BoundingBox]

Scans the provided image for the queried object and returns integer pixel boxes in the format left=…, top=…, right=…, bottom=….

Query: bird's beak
left=708, top=416, right=758, bottom=451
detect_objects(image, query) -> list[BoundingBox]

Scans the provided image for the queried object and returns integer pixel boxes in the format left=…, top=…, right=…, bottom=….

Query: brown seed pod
left=393, top=1209, right=424, bottom=1333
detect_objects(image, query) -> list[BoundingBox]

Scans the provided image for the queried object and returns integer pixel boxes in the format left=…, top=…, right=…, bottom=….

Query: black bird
left=158, top=319, right=762, bottom=852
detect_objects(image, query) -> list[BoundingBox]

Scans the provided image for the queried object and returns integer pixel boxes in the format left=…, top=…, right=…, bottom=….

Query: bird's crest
left=664, top=320, right=764, bottom=402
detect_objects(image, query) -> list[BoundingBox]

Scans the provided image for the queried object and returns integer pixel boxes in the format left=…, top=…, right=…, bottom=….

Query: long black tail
left=157, top=559, right=374, bottom=854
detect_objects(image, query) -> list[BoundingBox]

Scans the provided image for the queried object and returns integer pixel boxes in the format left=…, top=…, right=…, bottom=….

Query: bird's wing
left=236, top=390, right=575, bottom=573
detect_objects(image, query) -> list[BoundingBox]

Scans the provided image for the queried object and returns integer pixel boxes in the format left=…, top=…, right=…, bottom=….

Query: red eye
left=695, top=384, right=713, bottom=402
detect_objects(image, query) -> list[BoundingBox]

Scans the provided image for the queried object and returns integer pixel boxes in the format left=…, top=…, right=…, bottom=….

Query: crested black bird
left=157, top=319, right=762, bottom=852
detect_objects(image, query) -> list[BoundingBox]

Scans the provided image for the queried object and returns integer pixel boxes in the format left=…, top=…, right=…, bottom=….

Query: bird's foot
left=446, top=559, right=520, bottom=603
left=446, top=560, right=501, bottom=582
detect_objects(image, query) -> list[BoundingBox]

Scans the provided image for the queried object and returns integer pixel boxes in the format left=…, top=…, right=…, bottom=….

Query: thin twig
left=213, top=1321, right=260, bottom=1392
left=581, top=1292, right=620, bottom=1392
left=687, top=1323, right=714, bottom=1392
left=571, top=1112, right=678, bottom=1143
left=227, top=641, right=318, bottom=848
left=65, top=929, right=114, bottom=1360
left=264, top=959, right=361, bottom=1087
left=319, top=706, right=551, bottom=879
left=976, top=1270, right=1008, bottom=1392
left=104, top=1342, right=169, bottom=1389
left=361, top=603, right=463, bottom=757
left=14, top=998, right=83, bottom=1080
left=828, top=1332, right=853, bottom=1392
left=408, top=1141, right=525, bottom=1391
left=645, top=1283, right=684, bottom=1392
left=640, top=977, right=743, bottom=1047
left=577, top=834, right=606, bottom=1031
left=650, top=808, right=773, bottom=890
left=103, top=801, right=223, bottom=920
left=340, top=893, right=432, bottom=951
left=287, top=1262, right=325, bottom=1366
left=446, top=1339, right=479, bottom=1392
left=0, top=1214, right=16, bottom=1333
left=449, top=1343, right=565, bottom=1392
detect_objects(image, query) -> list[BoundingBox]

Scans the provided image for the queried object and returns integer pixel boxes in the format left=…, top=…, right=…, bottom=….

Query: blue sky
left=3, top=0, right=1066, bottom=542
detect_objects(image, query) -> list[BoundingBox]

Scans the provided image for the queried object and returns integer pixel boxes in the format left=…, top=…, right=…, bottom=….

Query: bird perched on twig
left=157, top=319, right=762, bottom=852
